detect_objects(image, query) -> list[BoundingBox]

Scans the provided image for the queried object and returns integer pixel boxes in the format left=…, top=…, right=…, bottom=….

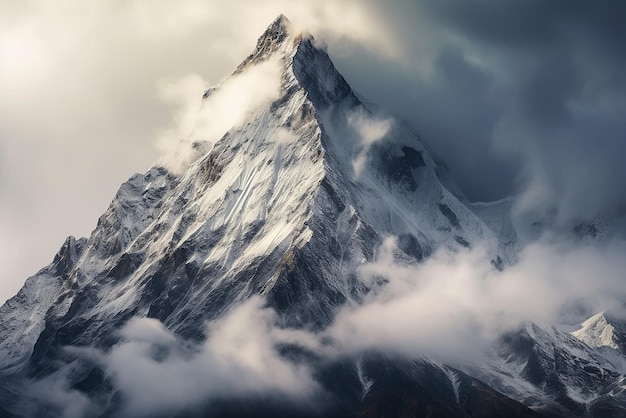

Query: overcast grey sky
left=1, top=0, right=625, bottom=304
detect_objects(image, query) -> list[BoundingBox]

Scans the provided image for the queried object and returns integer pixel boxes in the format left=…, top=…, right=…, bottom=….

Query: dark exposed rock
left=439, top=203, right=461, bottom=230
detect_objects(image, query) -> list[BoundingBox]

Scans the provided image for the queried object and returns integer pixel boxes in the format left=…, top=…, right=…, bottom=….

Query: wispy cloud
left=56, top=297, right=318, bottom=417
left=347, top=109, right=392, bottom=178
left=320, top=106, right=393, bottom=179
left=156, top=58, right=282, bottom=173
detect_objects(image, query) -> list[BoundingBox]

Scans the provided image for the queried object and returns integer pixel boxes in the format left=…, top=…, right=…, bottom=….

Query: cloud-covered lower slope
left=21, top=233, right=626, bottom=417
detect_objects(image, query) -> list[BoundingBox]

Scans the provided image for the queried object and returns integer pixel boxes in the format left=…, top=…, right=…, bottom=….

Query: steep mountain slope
left=466, top=321, right=626, bottom=417
left=0, top=15, right=623, bottom=417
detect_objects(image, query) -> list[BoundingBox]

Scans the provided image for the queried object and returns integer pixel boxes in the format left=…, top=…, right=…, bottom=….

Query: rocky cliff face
left=1, top=15, right=624, bottom=418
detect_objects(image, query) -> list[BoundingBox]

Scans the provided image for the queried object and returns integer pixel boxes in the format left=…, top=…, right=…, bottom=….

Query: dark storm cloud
left=334, top=0, right=626, bottom=223
left=420, top=0, right=626, bottom=120
left=416, top=0, right=626, bottom=221
left=403, top=44, right=511, bottom=200
left=424, top=0, right=626, bottom=56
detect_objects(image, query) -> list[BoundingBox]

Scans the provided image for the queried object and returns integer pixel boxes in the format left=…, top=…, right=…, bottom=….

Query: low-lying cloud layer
left=22, top=232, right=626, bottom=417
left=104, top=300, right=317, bottom=417
left=328, top=236, right=626, bottom=361
left=29, top=297, right=319, bottom=418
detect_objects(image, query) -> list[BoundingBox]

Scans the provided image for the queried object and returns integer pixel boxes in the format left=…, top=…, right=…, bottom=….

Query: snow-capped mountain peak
left=573, top=312, right=624, bottom=351
left=3, top=15, right=623, bottom=417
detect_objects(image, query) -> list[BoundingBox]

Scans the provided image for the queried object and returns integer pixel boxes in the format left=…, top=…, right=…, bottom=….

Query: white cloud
left=156, top=58, right=283, bottom=174
left=320, top=106, right=393, bottom=178
left=96, top=297, right=318, bottom=417
left=24, top=375, right=95, bottom=418
left=324, top=235, right=626, bottom=362
left=346, top=109, right=392, bottom=177
left=273, top=127, right=297, bottom=144
left=191, top=58, right=283, bottom=144
left=118, top=316, right=177, bottom=345
left=348, top=109, right=393, bottom=148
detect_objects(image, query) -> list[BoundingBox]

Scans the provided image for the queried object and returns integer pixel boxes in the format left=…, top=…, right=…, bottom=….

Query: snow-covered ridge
left=573, top=312, right=623, bottom=351
left=471, top=196, right=515, bottom=207
left=0, top=236, right=86, bottom=375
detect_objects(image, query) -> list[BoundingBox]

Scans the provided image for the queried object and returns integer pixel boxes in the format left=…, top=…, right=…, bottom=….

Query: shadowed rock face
left=0, top=15, right=623, bottom=418
left=356, top=356, right=542, bottom=418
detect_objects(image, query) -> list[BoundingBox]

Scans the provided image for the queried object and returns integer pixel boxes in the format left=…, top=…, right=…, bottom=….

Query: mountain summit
left=1, top=15, right=624, bottom=417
